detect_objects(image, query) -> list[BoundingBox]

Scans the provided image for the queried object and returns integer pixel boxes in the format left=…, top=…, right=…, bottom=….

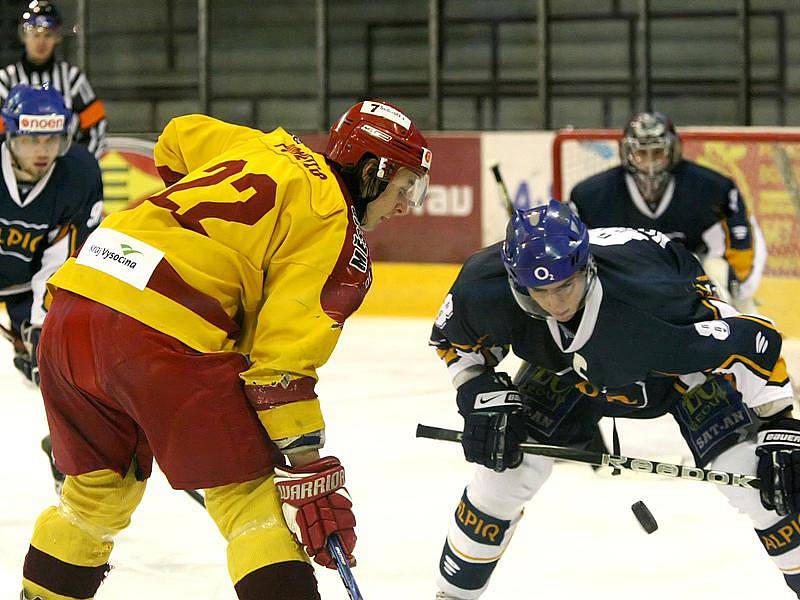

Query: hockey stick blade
left=327, top=534, right=363, bottom=600
left=416, top=424, right=761, bottom=490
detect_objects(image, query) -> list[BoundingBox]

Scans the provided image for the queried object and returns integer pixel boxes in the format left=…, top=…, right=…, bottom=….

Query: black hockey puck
left=631, top=500, right=658, bottom=534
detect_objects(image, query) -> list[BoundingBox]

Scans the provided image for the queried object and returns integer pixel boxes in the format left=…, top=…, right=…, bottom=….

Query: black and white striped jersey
left=0, top=55, right=107, bottom=158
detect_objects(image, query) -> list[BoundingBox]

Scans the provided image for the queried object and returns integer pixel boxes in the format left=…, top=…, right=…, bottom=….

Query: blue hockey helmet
left=2, top=83, right=72, bottom=154
left=502, top=199, right=594, bottom=318
left=20, top=1, right=62, bottom=34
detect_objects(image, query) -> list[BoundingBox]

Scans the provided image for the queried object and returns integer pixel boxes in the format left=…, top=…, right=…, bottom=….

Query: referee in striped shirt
left=0, top=1, right=107, bottom=158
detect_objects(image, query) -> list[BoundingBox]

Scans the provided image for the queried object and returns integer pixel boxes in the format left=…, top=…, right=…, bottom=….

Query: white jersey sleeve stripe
left=30, top=232, right=72, bottom=326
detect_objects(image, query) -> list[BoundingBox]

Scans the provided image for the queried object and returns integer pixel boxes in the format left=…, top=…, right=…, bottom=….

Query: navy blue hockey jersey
left=570, top=161, right=766, bottom=300
left=0, top=142, right=103, bottom=325
left=431, top=228, right=790, bottom=419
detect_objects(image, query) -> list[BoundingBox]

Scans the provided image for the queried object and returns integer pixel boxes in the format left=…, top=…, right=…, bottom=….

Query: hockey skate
left=40, top=435, right=65, bottom=495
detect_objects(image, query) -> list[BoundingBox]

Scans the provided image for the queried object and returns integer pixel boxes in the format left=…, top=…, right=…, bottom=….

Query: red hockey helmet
left=325, top=100, right=432, bottom=206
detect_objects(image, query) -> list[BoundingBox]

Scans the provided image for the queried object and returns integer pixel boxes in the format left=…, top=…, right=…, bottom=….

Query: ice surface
left=0, top=317, right=797, bottom=599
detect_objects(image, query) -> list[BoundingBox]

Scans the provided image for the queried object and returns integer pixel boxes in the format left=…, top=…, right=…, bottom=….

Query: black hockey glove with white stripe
left=756, top=418, right=800, bottom=516
left=457, top=371, right=528, bottom=472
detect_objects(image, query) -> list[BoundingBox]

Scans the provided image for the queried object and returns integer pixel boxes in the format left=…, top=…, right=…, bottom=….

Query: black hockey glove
left=457, top=370, right=528, bottom=472
left=756, top=418, right=800, bottom=516
left=13, top=321, right=41, bottom=387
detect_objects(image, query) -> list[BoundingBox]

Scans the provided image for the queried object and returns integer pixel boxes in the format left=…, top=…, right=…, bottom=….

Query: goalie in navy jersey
left=432, top=200, right=797, bottom=599
left=0, top=83, right=103, bottom=492
left=569, top=111, right=765, bottom=313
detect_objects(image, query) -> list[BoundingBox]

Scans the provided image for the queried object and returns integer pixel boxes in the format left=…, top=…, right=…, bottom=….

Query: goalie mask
left=325, top=100, right=432, bottom=222
left=502, top=199, right=596, bottom=320
left=619, top=111, right=682, bottom=207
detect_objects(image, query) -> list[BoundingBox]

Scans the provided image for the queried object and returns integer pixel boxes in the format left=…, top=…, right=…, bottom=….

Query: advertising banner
left=304, top=132, right=482, bottom=263
left=480, top=132, right=555, bottom=246
left=365, top=134, right=481, bottom=263
left=99, top=137, right=162, bottom=214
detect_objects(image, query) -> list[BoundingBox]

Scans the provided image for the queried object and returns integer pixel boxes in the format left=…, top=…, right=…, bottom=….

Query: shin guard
left=714, top=442, right=800, bottom=598
left=755, top=512, right=800, bottom=596
left=22, top=468, right=145, bottom=599
left=436, top=489, right=521, bottom=599
left=205, top=475, right=318, bottom=598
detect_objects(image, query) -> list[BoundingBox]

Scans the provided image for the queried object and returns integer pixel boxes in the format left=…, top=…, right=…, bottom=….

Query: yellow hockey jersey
left=48, top=115, right=373, bottom=442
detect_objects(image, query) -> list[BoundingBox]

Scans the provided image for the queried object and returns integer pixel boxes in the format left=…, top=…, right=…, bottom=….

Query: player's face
left=527, top=271, right=587, bottom=322
left=361, top=167, right=423, bottom=231
left=23, top=28, right=60, bottom=64
left=10, top=134, right=61, bottom=181
left=630, top=146, right=669, bottom=176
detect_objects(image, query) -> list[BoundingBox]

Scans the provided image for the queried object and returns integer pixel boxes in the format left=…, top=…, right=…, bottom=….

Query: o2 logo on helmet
left=360, top=101, right=411, bottom=129
left=19, top=114, right=64, bottom=133
left=533, top=266, right=554, bottom=281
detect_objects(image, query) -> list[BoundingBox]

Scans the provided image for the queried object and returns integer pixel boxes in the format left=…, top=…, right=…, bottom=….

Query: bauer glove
left=274, top=456, right=356, bottom=568
left=457, top=370, right=528, bottom=472
left=756, top=418, right=800, bottom=516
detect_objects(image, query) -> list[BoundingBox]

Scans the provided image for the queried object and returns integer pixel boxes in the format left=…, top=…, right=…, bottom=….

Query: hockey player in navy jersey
left=432, top=200, right=797, bottom=599
left=569, top=112, right=765, bottom=313
left=0, top=83, right=103, bottom=491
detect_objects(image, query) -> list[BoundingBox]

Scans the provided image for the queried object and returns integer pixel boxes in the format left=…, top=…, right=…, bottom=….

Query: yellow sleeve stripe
left=256, top=398, right=325, bottom=440
left=672, top=381, right=688, bottom=394
left=717, top=354, right=772, bottom=378
left=449, top=341, right=481, bottom=351
left=700, top=299, right=721, bottom=319
left=436, top=346, right=460, bottom=365
left=732, top=314, right=777, bottom=331
left=769, top=357, right=790, bottom=385
left=721, top=219, right=755, bottom=282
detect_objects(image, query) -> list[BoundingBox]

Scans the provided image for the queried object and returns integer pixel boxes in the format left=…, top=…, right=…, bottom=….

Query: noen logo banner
left=19, top=114, right=65, bottom=133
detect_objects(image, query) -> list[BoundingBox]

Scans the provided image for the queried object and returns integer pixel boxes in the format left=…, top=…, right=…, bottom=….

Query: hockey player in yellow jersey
left=20, top=100, right=431, bottom=599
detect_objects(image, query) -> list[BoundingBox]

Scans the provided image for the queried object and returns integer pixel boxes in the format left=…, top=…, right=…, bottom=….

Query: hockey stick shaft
left=416, top=423, right=761, bottom=490
left=0, top=321, right=18, bottom=344
left=490, top=163, right=515, bottom=217
left=327, top=534, right=363, bottom=600
left=0, top=321, right=29, bottom=355
left=184, top=488, right=205, bottom=507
